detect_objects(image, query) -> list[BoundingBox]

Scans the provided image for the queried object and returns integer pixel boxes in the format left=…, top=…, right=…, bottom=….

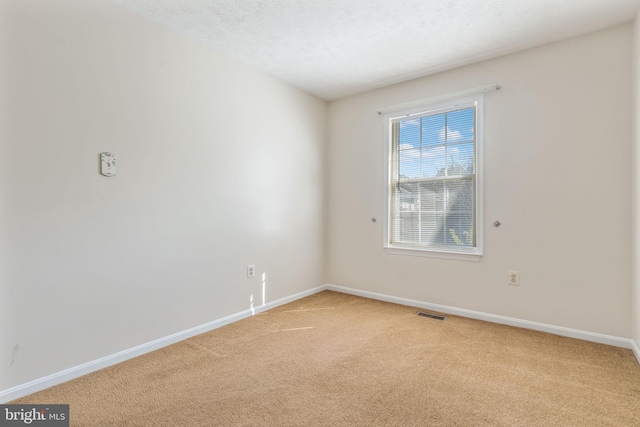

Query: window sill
left=384, top=246, right=481, bottom=262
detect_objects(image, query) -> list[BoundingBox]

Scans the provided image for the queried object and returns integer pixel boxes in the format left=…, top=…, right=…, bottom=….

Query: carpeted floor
left=13, top=291, right=640, bottom=426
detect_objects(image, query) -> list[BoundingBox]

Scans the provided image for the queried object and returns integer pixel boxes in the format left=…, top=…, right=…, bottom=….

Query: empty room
left=2, top=0, right=640, bottom=425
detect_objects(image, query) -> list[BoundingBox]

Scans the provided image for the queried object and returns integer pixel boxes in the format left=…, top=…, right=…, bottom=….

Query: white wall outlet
left=247, top=264, right=255, bottom=279
left=508, top=271, right=520, bottom=286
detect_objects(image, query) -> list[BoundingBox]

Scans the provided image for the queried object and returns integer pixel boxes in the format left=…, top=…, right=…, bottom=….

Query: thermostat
left=100, top=152, right=117, bottom=177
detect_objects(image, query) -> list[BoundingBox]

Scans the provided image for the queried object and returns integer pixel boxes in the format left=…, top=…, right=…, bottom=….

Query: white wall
left=633, top=11, right=640, bottom=352
left=0, top=0, right=327, bottom=391
left=328, top=25, right=632, bottom=338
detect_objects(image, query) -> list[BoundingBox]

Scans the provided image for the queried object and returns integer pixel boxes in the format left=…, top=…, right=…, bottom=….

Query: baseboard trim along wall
left=325, top=284, right=636, bottom=351
left=0, top=285, right=326, bottom=403
left=2, top=283, right=637, bottom=402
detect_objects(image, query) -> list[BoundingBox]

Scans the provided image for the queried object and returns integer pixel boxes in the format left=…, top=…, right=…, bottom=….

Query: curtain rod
left=376, top=83, right=501, bottom=115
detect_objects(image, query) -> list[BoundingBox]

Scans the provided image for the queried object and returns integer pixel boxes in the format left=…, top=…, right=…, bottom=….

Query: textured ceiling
left=110, top=0, right=640, bottom=100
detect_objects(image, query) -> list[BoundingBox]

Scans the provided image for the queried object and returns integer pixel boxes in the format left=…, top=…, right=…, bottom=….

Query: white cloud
left=399, top=145, right=421, bottom=163
left=421, top=145, right=445, bottom=159
left=399, top=143, right=419, bottom=153
left=439, top=126, right=463, bottom=142
left=399, top=119, right=420, bottom=129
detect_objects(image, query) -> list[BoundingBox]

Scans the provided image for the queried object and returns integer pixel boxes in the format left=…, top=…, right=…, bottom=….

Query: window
left=384, top=94, right=483, bottom=260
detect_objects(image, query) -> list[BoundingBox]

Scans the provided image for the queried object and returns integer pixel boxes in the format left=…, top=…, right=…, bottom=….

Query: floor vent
left=417, top=312, right=447, bottom=321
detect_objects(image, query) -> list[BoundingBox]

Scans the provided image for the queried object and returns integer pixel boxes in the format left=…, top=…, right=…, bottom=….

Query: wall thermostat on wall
left=100, top=152, right=116, bottom=177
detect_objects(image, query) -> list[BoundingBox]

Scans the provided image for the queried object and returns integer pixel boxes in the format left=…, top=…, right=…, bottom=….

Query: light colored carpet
left=13, top=291, right=640, bottom=426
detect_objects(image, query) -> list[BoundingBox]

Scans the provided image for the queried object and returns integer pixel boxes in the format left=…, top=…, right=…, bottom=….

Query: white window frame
left=382, top=93, right=484, bottom=262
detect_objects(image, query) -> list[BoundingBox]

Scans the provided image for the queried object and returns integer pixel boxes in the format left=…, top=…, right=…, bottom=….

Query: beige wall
left=327, top=25, right=632, bottom=338
left=0, top=0, right=327, bottom=390
left=633, top=11, right=640, bottom=350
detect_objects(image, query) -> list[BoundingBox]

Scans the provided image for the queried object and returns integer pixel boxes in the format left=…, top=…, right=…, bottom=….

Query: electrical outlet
left=247, top=264, right=255, bottom=279
left=508, top=271, right=520, bottom=286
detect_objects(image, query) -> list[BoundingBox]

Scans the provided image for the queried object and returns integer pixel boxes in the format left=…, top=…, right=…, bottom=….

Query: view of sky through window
left=398, top=107, right=475, bottom=179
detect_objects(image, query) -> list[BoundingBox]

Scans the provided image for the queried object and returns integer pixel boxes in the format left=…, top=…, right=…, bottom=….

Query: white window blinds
left=388, top=99, right=480, bottom=255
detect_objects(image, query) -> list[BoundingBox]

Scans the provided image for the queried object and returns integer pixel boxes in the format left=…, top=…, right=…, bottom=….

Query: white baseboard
left=0, top=285, right=327, bottom=403
left=325, top=284, right=636, bottom=350
left=2, top=283, right=637, bottom=403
